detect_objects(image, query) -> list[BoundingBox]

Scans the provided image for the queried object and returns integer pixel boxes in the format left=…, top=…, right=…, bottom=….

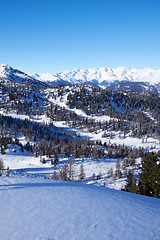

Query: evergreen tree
left=68, top=159, right=75, bottom=181
left=138, top=152, right=160, bottom=198
left=79, top=163, right=85, bottom=180
left=54, top=153, right=59, bottom=165
left=51, top=158, right=54, bottom=165
left=0, top=158, right=4, bottom=176
left=125, top=171, right=137, bottom=193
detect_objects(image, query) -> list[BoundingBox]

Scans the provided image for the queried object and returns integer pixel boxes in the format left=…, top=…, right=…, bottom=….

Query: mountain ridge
left=1, top=64, right=160, bottom=94
left=30, top=65, right=160, bottom=85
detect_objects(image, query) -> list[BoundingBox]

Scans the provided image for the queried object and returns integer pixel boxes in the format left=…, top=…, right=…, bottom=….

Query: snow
left=0, top=85, right=159, bottom=191
left=2, top=106, right=159, bottom=153
left=45, top=88, right=117, bottom=122
left=0, top=64, right=38, bottom=85
left=0, top=176, right=160, bottom=240
left=0, top=63, right=160, bottom=239
left=143, top=111, right=158, bottom=124
left=1, top=144, right=53, bottom=177
left=30, top=66, right=160, bottom=86
left=1, top=63, right=160, bottom=92
left=0, top=141, right=121, bottom=188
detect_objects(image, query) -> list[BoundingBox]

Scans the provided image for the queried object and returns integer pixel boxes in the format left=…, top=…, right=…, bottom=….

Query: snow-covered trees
left=51, top=160, right=86, bottom=182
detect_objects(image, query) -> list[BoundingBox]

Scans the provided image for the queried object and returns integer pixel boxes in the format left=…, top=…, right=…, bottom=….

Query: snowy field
left=1, top=141, right=124, bottom=189
left=0, top=176, right=160, bottom=240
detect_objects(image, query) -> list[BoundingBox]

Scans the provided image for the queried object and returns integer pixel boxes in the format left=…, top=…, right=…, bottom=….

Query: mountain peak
left=31, top=65, right=160, bottom=87
left=0, top=64, right=39, bottom=85
left=0, top=63, right=13, bottom=72
left=1, top=63, right=11, bottom=68
left=1, top=64, right=160, bottom=94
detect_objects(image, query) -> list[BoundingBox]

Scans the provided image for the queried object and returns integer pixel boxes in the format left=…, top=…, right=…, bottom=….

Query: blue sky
left=0, top=0, right=160, bottom=73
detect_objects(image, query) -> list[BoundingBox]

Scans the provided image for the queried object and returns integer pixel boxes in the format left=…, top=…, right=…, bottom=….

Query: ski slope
left=0, top=176, right=160, bottom=240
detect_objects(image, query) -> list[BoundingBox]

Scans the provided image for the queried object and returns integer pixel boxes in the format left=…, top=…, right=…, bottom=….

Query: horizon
left=0, top=0, right=160, bottom=73
left=1, top=63, right=160, bottom=74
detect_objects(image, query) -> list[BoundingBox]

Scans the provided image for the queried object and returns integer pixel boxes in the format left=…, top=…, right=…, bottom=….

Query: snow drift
left=0, top=176, right=160, bottom=240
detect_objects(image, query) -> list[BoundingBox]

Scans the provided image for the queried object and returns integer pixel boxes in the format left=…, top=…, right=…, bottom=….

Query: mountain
left=0, top=64, right=160, bottom=240
left=0, top=176, right=160, bottom=240
left=0, top=64, right=45, bottom=86
left=1, top=64, right=160, bottom=93
left=30, top=66, right=160, bottom=94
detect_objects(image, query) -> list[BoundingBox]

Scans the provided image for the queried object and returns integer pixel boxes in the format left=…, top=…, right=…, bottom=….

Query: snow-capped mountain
left=0, top=64, right=44, bottom=86
left=30, top=66, right=160, bottom=87
left=31, top=66, right=160, bottom=94
left=1, top=64, right=160, bottom=93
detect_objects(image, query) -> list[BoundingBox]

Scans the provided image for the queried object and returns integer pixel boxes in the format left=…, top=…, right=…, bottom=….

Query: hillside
left=0, top=64, right=41, bottom=86
left=0, top=71, right=160, bottom=190
left=0, top=63, right=160, bottom=239
left=0, top=176, right=160, bottom=240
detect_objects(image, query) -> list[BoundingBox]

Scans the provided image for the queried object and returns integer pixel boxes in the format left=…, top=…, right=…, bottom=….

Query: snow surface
left=0, top=176, right=160, bottom=240
left=0, top=140, right=124, bottom=189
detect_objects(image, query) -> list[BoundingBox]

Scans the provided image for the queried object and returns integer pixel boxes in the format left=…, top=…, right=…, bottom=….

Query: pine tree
left=138, top=152, right=160, bottom=198
left=0, top=158, right=4, bottom=176
left=68, top=159, right=75, bottom=181
left=54, top=153, right=59, bottom=165
left=125, top=171, right=137, bottom=193
left=51, top=159, right=54, bottom=165
left=79, top=163, right=85, bottom=180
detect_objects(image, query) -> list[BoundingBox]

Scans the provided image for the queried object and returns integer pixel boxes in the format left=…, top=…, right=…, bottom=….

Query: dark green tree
left=0, top=158, right=4, bottom=176
left=125, top=170, right=137, bottom=193
left=138, top=152, right=160, bottom=198
left=54, top=152, right=59, bottom=165
left=79, top=163, right=85, bottom=180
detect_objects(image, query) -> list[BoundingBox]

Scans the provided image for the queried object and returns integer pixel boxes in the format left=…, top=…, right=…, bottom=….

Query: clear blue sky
left=0, top=0, right=160, bottom=73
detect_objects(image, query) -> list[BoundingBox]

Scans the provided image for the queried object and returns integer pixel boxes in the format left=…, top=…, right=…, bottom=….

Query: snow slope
left=0, top=176, right=160, bottom=240
left=0, top=64, right=43, bottom=85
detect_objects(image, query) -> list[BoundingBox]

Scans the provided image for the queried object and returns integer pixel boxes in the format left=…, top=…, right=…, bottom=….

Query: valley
left=0, top=64, right=160, bottom=191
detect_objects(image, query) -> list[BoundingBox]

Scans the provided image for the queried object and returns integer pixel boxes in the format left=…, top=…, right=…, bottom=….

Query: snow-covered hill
left=0, top=64, right=44, bottom=86
left=30, top=66, right=160, bottom=93
left=0, top=176, right=160, bottom=240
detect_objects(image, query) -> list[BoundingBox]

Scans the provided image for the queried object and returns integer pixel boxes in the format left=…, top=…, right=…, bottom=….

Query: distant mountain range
left=1, top=64, right=160, bottom=94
